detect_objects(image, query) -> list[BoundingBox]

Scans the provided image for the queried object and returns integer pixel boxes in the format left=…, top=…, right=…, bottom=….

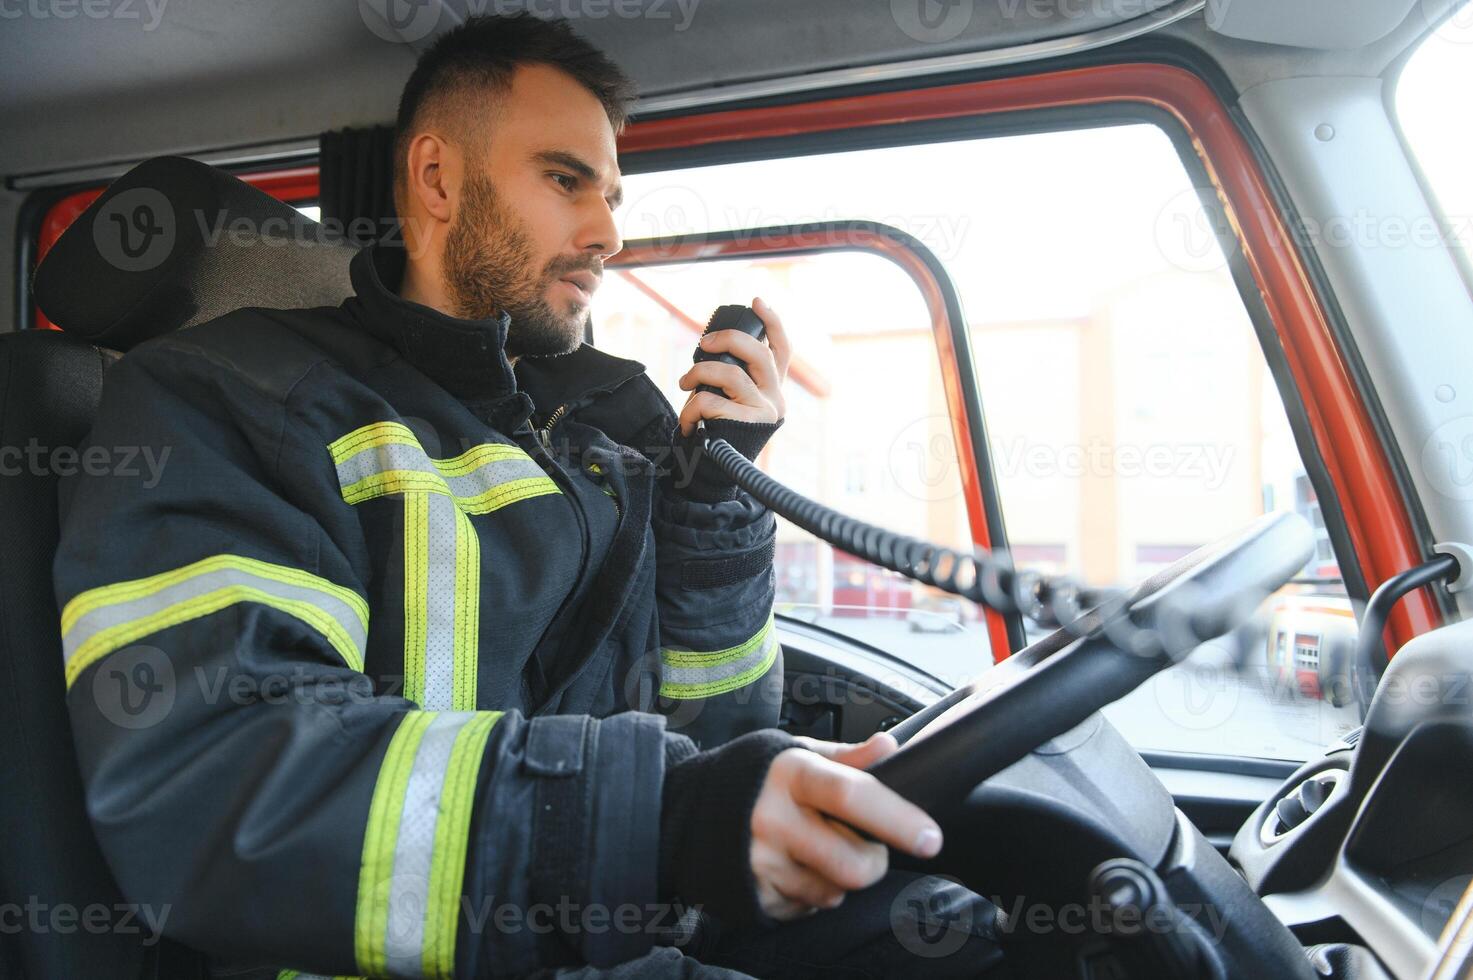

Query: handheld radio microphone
left=693, top=305, right=767, bottom=398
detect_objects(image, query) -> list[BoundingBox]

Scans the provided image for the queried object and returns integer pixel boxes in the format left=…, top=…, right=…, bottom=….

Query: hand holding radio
left=676, top=297, right=791, bottom=437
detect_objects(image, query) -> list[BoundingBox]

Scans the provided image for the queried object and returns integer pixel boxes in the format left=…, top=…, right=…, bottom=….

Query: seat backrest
left=1, top=157, right=355, bottom=978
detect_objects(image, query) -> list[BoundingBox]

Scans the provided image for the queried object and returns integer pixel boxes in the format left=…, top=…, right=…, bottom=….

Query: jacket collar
left=345, top=240, right=518, bottom=402
left=344, top=241, right=648, bottom=418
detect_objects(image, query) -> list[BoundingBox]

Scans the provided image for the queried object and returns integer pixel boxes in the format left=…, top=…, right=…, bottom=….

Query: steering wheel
left=867, top=511, right=1315, bottom=816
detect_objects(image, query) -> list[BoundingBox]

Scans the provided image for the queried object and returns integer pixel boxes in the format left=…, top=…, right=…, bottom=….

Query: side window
left=611, top=121, right=1354, bottom=762
left=597, top=253, right=990, bottom=677
left=1396, top=8, right=1473, bottom=268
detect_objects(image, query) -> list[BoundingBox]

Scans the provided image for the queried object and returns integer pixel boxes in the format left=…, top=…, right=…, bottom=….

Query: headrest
left=33, top=156, right=357, bottom=352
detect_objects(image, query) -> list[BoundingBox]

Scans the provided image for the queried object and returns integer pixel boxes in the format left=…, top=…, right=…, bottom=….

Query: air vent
left=1260, top=769, right=1344, bottom=845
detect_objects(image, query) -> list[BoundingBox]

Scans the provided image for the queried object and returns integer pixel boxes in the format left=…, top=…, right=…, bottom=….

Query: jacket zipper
left=538, top=403, right=569, bottom=450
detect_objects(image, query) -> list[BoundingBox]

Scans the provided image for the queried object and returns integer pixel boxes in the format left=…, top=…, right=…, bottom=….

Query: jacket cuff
left=657, top=728, right=798, bottom=929
left=668, top=418, right=783, bottom=504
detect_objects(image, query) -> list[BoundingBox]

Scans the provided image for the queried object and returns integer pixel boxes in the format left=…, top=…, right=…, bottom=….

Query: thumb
left=793, top=732, right=898, bottom=770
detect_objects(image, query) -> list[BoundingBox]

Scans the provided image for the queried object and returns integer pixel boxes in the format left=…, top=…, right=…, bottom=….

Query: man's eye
left=551, top=173, right=576, bottom=191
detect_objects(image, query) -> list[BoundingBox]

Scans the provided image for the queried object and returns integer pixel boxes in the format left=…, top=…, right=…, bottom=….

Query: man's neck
left=397, top=257, right=518, bottom=366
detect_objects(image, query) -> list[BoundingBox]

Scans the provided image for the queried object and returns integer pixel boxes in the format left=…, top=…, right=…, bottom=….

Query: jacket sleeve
left=651, top=417, right=783, bottom=748
left=54, top=340, right=673, bottom=979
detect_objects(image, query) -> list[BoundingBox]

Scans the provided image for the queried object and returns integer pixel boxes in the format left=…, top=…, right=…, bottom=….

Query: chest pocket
left=329, top=420, right=562, bottom=709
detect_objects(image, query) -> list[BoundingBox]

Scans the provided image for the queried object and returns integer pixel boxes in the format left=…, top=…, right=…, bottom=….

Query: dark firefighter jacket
left=52, top=240, right=784, bottom=978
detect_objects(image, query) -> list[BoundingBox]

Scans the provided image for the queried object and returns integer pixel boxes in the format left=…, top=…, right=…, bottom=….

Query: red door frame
left=33, top=62, right=1438, bottom=652
left=617, top=62, right=1439, bottom=654
left=608, top=227, right=1018, bottom=663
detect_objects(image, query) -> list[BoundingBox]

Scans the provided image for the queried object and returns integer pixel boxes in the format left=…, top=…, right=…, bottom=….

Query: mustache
left=544, top=255, right=603, bottom=281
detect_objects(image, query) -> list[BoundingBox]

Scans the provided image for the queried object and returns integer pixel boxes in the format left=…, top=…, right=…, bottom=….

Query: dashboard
left=1231, top=618, right=1473, bottom=978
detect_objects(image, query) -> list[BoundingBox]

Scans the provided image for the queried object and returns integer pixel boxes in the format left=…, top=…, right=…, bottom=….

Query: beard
left=442, top=169, right=596, bottom=360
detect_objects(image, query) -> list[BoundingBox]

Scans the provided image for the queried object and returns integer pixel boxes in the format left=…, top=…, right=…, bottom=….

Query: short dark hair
left=393, top=13, right=636, bottom=211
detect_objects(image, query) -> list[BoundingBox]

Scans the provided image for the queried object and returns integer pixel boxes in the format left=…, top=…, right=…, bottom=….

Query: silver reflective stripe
left=384, top=713, right=471, bottom=978
left=63, top=563, right=367, bottom=672
left=335, top=442, right=548, bottom=503
left=420, top=493, right=458, bottom=710
left=660, top=629, right=779, bottom=699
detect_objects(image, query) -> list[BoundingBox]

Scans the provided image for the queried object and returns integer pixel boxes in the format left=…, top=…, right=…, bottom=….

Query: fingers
left=678, top=360, right=766, bottom=407
left=676, top=390, right=771, bottom=437
left=765, top=854, right=847, bottom=911
left=753, top=297, right=792, bottom=379
left=784, top=806, right=889, bottom=892
left=793, top=732, right=898, bottom=770
left=696, top=308, right=789, bottom=419
left=696, top=329, right=780, bottom=394
left=788, top=754, right=942, bottom=860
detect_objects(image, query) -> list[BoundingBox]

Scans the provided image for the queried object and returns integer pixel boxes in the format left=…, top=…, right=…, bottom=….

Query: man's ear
left=405, top=131, right=456, bottom=224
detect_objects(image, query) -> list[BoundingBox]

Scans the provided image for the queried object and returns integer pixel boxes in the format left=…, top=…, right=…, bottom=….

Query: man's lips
left=558, top=271, right=600, bottom=299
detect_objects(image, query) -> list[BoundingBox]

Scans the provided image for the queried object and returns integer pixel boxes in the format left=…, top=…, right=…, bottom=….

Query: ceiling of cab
left=0, top=0, right=1459, bottom=181
left=0, top=0, right=1183, bottom=178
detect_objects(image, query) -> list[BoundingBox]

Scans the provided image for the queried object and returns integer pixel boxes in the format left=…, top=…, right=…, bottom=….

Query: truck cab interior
left=3, top=2, right=1473, bottom=978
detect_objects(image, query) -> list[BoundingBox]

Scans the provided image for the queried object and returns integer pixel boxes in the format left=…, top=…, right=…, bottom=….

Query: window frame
left=614, top=61, right=1442, bottom=656
left=607, top=221, right=1026, bottom=663
left=19, top=58, right=1443, bottom=657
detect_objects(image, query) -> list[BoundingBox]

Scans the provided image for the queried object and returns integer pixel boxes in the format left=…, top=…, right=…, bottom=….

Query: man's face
left=442, top=63, right=625, bottom=360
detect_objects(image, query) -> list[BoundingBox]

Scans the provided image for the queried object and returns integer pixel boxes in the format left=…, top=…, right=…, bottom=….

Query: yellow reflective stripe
left=61, top=553, right=368, bottom=636
left=356, top=712, right=432, bottom=977
left=65, top=586, right=363, bottom=689
left=456, top=476, right=562, bottom=515
left=660, top=612, right=778, bottom=701
left=341, top=470, right=452, bottom=506
left=402, top=493, right=431, bottom=707
left=423, top=712, right=498, bottom=976
left=400, top=493, right=478, bottom=711
left=355, top=711, right=501, bottom=979
left=60, top=555, right=368, bottom=689
left=452, top=509, right=479, bottom=711
left=329, top=420, right=420, bottom=464
left=431, top=441, right=527, bottom=477
left=330, top=420, right=560, bottom=515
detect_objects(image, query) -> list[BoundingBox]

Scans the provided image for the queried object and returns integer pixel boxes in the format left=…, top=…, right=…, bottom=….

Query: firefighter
left=55, top=13, right=999, bottom=978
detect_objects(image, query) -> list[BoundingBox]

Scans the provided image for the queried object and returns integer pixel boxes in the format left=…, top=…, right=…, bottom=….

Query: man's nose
left=578, top=197, right=623, bottom=258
